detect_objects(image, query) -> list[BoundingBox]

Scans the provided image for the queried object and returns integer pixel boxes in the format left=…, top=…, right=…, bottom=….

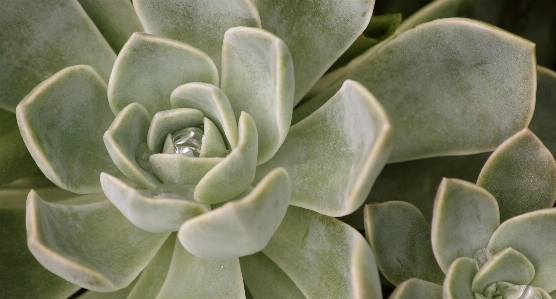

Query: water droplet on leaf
left=474, top=248, right=494, bottom=270
left=172, top=127, right=203, bottom=157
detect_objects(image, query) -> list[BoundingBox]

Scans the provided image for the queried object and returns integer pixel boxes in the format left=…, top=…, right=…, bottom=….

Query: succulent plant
left=365, top=128, right=556, bottom=298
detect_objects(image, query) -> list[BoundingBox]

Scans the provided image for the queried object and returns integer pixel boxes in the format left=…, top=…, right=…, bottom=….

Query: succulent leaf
left=171, top=82, right=239, bottom=149
left=149, top=155, right=223, bottom=185
left=252, top=0, right=375, bottom=103
left=16, top=65, right=121, bottom=194
left=179, top=168, right=290, bottom=260
left=364, top=201, right=445, bottom=285
left=108, top=32, right=219, bottom=116
left=77, top=0, right=144, bottom=53
left=26, top=191, right=169, bottom=292
left=489, top=209, right=556, bottom=293
left=529, top=67, right=556, bottom=159
left=100, top=173, right=209, bottom=233
left=240, top=252, right=305, bottom=299
left=477, top=129, right=556, bottom=222
left=200, top=117, right=228, bottom=157
left=263, top=206, right=382, bottom=299
left=0, top=0, right=116, bottom=112
left=306, top=18, right=536, bottom=163
left=146, top=108, right=204, bottom=153
left=103, top=102, right=161, bottom=188
left=256, top=80, right=392, bottom=217
left=388, top=278, right=443, bottom=299
left=443, top=257, right=477, bottom=299
left=134, top=0, right=261, bottom=72
left=155, top=236, right=245, bottom=299
left=194, top=112, right=258, bottom=204
left=431, top=178, right=500, bottom=273
left=471, top=248, right=535, bottom=293
left=221, top=26, right=294, bottom=165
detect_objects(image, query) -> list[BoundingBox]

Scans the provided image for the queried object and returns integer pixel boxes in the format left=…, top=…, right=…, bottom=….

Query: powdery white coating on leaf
left=252, top=0, right=375, bottom=103
left=263, top=206, right=382, bottom=299
left=134, top=0, right=261, bottom=71
left=221, top=26, right=294, bottom=165
left=26, top=191, right=169, bottom=292
left=255, top=80, right=391, bottom=217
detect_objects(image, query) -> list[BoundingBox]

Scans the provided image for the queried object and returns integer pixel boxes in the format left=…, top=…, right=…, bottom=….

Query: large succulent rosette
left=2, top=0, right=394, bottom=298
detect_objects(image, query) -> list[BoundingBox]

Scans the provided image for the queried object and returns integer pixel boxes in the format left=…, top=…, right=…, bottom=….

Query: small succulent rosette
left=12, top=1, right=396, bottom=297
left=365, top=129, right=556, bottom=299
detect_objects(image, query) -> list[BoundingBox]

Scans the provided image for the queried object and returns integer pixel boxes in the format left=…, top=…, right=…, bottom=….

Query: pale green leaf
left=471, top=248, right=535, bottom=293
left=431, top=178, right=499, bottom=273
left=104, top=102, right=161, bottom=188
left=221, top=26, right=294, bottom=164
left=307, top=18, right=536, bottom=163
left=443, top=257, right=477, bottom=299
left=149, top=155, right=223, bottom=185
left=16, top=65, right=121, bottom=194
left=256, top=80, right=392, bottom=217
left=529, top=67, right=556, bottom=158
left=388, top=278, right=442, bottom=299
left=252, top=0, right=375, bottom=103
left=364, top=202, right=444, bottom=285
left=78, top=279, right=139, bottom=299
left=26, top=191, right=169, bottom=292
left=171, top=82, right=238, bottom=149
left=201, top=117, right=228, bottom=158
left=194, top=112, right=257, bottom=204
left=108, top=32, right=218, bottom=115
left=240, top=252, right=305, bottom=299
left=0, top=0, right=115, bottom=112
left=77, top=0, right=144, bottom=53
left=155, top=237, right=245, bottom=299
left=0, top=198, right=79, bottom=298
left=100, top=173, right=208, bottom=233
left=179, top=168, right=290, bottom=259
left=489, top=209, right=556, bottom=292
left=147, top=108, right=204, bottom=153
left=134, top=0, right=261, bottom=71
left=477, top=129, right=556, bottom=222
left=263, top=206, right=382, bottom=299
left=127, top=234, right=176, bottom=299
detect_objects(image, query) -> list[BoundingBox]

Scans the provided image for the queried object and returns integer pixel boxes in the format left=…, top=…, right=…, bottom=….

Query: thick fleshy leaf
left=108, top=32, right=218, bottom=115
left=134, top=0, right=261, bottom=71
left=127, top=234, right=176, bottom=299
left=194, top=112, right=257, bottom=204
left=256, top=80, right=392, bottom=217
left=78, top=279, right=139, bottom=299
left=340, top=152, right=490, bottom=230
left=100, top=173, right=208, bottom=233
left=306, top=18, right=536, bottom=163
left=252, top=0, right=375, bottom=103
left=104, top=103, right=161, bottom=188
left=77, top=0, right=143, bottom=53
left=147, top=108, right=204, bottom=153
left=156, top=237, right=245, bottom=299
left=0, top=0, right=115, bottom=112
left=201, top=117, right=227, bottom=157
left=240, top=252, right=305, bottom=299
left=26, top=191, right=169, bottom=292
left=477, top=129, right=556, bottom=222
left=263, top=206, right=382, bottom=299
left=443, top=257, right=477, bottom=299
left=171, top=82, right=239, bottom=149
left=0, top=196, right=79, bottom=298
left=471, top=248, right=535, bottom=293
left=389, top=278, right=442, bottom=299
left=16, top=65, right=121, bottom=194
left=149, top=155, right=223, bottom=185
left=365, top=202, right=444, bottom=285
left=431, top=178, right=499, bottom=273
left=221, top=26, right=294, bottom=164
left=530, top=67, right=556, bottom=156
left=0, top=109, right=39, bottom=185
left=489, top=209, right=556, bottom=292
left=179, top=168, right=290, bottom=259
